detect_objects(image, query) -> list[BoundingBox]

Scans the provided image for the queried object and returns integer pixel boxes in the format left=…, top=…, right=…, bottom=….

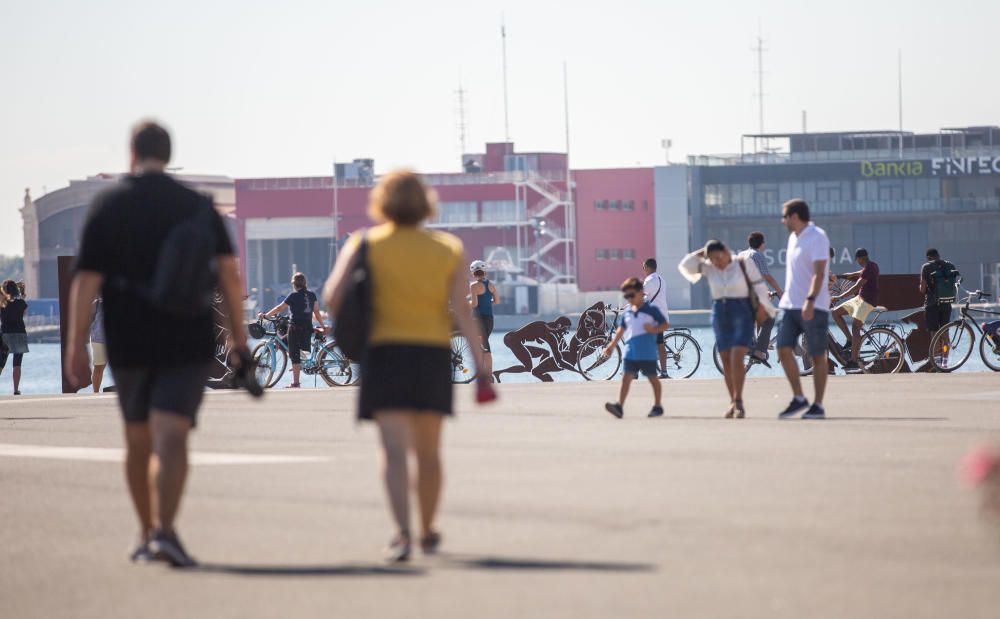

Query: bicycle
left=575, top=303, right=702, bottom=380
left=250, top=316, right=359, bottom=387
left=449, top=331, right=478, bottom=384
left=799, top=304, right=907, bottom=374
left=929, top=288, right=1000, bottom=372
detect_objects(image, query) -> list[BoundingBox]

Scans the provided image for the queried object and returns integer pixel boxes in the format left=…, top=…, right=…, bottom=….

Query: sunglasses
left=623, top=292, right=638, bottom=300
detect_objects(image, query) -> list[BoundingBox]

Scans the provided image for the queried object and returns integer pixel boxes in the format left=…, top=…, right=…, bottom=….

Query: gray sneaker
left=149, top=531, right=197, bottom=568
left=129, top=538, right=153, bottom=563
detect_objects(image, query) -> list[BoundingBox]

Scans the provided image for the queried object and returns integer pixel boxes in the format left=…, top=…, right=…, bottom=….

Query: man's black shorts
left=112, top=363, right=211, bottom=427
left=925, top=304, right=953, bottom=333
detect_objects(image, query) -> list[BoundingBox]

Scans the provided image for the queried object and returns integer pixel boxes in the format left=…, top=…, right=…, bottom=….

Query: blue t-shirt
left=621, top=302, right=667, bottom=361
left=283, top=289, right=317, bottom=326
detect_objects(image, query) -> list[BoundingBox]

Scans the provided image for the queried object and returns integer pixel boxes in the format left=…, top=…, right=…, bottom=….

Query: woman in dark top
left=0, top=279, right=29, bottom=395
left=259, top=272, right=323, bottom=388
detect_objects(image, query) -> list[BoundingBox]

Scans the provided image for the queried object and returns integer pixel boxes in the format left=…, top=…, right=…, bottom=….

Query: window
left=437, top=201, right=478, bottom=224
left=609, top=249, right=621, bottom=260
left=816, top=181, right=843, bottom=202
left=877, top=180, right=903, bottom=201
left=482, top=200, right=524, bottom=222
left=642, top=200, right=649, bottom=211
left=754, top=183, right=779, bottom=205
left=595, top=200, right=605, bottom=210
left=623, top=200, right=635, bottom=211
left=596, top=248, right=608, bottom=260
left=704, top=185, right=722, bottom=206
left=610, top=200, right=621, bottom=210
left=623, top=249, right=636, bottom=260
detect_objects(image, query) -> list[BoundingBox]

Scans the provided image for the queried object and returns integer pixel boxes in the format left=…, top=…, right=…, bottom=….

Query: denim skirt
left=712, top=298, right=753, bottom=353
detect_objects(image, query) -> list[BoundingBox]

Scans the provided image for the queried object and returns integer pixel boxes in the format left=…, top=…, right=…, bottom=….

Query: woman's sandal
left=725, top=402, right=736, bottom=419
left=285, top=383, right=301, bottom=389
left=384, top=532, right=411, bottom=563
left=734, top=400, right=746, bottom=419
left=420, top=531, right=442, bottom=555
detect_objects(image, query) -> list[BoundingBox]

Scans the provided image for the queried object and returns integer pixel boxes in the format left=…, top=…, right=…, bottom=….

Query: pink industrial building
left=234, top=142, right=656, bottom=313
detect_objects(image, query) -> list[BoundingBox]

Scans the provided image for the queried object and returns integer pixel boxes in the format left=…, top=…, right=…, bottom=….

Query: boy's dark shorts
left=111, top=363, right=211, bottom=427
left=623, top=359, right=659, bottom=378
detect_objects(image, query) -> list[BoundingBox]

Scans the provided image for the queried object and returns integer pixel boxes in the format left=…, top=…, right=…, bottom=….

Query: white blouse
left=678, top=251, right=777, bottom=317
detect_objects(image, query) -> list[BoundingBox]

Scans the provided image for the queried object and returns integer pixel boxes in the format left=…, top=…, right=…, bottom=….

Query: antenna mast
left=501, top=16, right=511, bottom=142
left=897, top=49, right=904, bottom=159
left=457, top=77, right=468, bottom=162
left=753, top=23, right=767, bottom=139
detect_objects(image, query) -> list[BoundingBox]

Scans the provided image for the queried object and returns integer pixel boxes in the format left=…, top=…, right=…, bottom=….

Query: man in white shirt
left=641, top=258, right=672, bottom=378
left=776, top=199, right=831, bottom=420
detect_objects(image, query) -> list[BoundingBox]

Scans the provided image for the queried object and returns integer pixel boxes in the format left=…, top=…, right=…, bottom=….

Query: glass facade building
left=684, top=127, right=1000, bottom=309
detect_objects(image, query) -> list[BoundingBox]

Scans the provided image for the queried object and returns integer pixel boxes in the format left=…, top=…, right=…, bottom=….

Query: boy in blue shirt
left=603, top=277, right=670, bottom=419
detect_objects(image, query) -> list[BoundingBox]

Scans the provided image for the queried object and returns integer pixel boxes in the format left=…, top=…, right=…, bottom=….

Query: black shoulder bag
left=333, top=233, right=371, bottom=362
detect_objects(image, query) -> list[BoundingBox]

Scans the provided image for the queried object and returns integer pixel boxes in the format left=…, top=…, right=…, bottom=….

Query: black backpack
left=114, top=195, right=219, bottom=317
left=333, top=234, right=371, bottom=361
left=928, top=260, right=959, bottom=305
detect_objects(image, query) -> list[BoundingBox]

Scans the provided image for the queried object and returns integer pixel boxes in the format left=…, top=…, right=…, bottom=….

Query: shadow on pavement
left=194, top=563, right=424, bottom=577
left=822, top=417, right=948, bottom=422
left=1, top=417, right=75, bottom=421
left=438, top=553, right=656, bottom=573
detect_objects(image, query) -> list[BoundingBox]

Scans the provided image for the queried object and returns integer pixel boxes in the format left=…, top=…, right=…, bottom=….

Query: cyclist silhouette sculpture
left=493, top=303, right=607, bottom=382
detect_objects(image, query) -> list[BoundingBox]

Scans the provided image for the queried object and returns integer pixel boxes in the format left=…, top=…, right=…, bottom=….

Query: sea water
left=7, top=327, right=993, bottom=396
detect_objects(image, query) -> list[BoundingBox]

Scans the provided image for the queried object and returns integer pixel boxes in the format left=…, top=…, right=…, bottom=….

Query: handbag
left=737, top=258, right=769, bottom=326
left=333, top=232, right=371, bottom=361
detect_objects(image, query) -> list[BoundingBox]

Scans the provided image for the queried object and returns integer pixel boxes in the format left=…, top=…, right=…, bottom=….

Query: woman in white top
left=679, top=240, right=777, bottom=418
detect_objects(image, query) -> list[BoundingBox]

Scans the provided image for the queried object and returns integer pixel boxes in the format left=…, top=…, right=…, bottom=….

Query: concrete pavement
left=2, top=373, right=1000, bottom=618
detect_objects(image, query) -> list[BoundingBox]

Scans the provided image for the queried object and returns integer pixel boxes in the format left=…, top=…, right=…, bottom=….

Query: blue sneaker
left=802, top=404, right=826, bottom=419
left=778, top=397, right=809, bottom=419
left=648, top=405, right=664, bottom=418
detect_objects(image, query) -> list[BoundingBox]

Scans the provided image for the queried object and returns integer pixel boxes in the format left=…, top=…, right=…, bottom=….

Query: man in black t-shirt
left=65, top=121, right=248, bottom=567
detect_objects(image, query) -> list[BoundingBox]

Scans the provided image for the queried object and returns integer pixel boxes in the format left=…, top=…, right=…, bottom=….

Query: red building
left=234, top=142, right=653, bottom=312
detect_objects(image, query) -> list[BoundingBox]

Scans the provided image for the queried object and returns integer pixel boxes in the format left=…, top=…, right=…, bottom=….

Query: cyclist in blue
left=468, top=260, right=500, bottom=381
left=259, top=272, right=324, bottom=388
left=602, top=277, right=669, bottom=419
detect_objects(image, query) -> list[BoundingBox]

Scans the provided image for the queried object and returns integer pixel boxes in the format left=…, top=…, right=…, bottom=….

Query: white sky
left=2, top=0, right=997, bottom=256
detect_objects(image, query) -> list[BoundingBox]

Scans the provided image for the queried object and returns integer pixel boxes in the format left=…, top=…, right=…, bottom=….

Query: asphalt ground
left=2, top=373, right=999, bottom=618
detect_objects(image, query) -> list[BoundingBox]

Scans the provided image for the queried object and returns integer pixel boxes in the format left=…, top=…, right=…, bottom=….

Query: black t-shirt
left=283, top=289, right=317, bottom=326
left=0, top=299, right=27, bottom=334
left=76, top=173, right=234, bottom=368
left=920, top=259, right=956, bottom=307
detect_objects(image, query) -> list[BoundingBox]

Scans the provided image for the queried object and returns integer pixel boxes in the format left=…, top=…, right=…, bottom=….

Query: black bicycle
left=576, top=303, right=702, bottom=380
left=929, top=288, right=1000, bottom=372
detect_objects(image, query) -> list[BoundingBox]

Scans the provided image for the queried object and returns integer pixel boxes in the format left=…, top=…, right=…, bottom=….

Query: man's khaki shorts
left=837, top=295, right=874, bottom=323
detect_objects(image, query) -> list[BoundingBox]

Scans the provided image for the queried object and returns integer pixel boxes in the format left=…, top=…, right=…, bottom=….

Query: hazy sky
left=2, top=0, right=997, bottom=256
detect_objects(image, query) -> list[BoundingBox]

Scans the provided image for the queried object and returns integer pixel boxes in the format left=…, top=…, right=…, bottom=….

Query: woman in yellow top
left=323, top=170, right=488, bottom=562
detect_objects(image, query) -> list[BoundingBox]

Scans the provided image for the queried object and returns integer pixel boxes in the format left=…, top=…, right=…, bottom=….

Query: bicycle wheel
left=857, top=327, right=906, bottom=374
left=317, top=342, right=356, bottom=386
left=929, top=320, right=975, bottom=372
left=576, top=336, right=621, bottom=380
left=712, top=343, right=723, bottom=374
left=978, top=331, right=1000, bottom=372
left=661, top=331, right=700, bottom=378
left=450, top=333, right=477, bottom=384
left=250, top=341, right=278, bottom=388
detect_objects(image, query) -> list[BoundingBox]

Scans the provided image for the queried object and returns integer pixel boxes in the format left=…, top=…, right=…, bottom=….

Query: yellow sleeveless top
left=349, top=223, right=463, bottom=347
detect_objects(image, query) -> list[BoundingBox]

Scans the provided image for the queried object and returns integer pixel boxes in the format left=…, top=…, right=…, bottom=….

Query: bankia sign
left=860, top=156, right=1000, bottom=178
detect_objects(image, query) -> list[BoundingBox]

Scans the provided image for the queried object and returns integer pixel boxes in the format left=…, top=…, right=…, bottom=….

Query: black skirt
left=359, top=344, right=453, bottom=421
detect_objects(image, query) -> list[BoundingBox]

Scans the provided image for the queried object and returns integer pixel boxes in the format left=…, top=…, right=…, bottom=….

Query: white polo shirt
left=779, top=222, right=831, bottom=311
left=642, top=272, right=671, bottom=323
